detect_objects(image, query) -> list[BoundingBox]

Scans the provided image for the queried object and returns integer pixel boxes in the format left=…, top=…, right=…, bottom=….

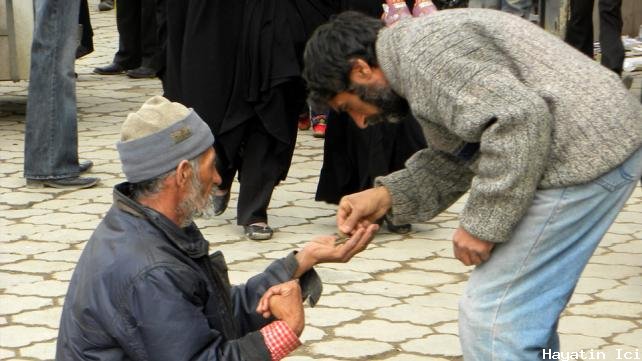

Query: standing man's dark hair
left=303, top=12, right=384, bottom=109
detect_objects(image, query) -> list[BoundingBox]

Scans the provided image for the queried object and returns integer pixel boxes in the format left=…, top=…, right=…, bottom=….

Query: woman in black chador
left=163, top=0, right=338, bottom=240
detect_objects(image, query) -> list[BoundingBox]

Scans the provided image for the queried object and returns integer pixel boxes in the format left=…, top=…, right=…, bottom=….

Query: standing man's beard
left=350, top=83, right=410, bottom=126
left=177, top=173, right=213, bottom=228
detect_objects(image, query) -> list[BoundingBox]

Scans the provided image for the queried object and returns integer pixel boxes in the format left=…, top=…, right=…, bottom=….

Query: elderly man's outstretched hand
left=337, top=187, right=393, bottom=235
left=293, top=223, right=379, bottom=278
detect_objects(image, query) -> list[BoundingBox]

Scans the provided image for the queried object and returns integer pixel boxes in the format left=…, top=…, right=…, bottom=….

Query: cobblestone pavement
left=1, top=4, right=641, bottom=361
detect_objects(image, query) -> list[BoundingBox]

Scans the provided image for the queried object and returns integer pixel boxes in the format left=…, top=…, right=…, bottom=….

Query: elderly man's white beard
left=177, top=174, right=212, bottom=228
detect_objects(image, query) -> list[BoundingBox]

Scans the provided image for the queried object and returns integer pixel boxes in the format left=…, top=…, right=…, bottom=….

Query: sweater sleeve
left=375, top=146, right=474, bottom=225
left=377, top=21, right=553, bottom=242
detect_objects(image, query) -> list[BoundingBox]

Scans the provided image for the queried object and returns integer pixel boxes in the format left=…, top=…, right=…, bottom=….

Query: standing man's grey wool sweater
left=374, top=9, right=642, bottom=243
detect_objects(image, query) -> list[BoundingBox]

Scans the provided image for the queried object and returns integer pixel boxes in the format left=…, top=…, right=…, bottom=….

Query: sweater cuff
left=374, top=169, right=416, bottom=225
left=260, top=321, right=301, bottom=361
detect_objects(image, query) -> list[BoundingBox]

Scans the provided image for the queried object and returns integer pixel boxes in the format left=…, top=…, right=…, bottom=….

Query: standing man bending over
left=56, top=96, right=378, bottom=360
left=303, top=10, right=642, bottom=360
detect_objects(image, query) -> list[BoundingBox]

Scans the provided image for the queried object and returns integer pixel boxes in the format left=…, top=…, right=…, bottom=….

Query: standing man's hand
left=337, top=186, right=392, bottom=235
left=453, top=227, right=495, bottom=266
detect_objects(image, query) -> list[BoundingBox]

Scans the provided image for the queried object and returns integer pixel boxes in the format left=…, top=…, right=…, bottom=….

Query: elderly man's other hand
left=453, top=227, right=495, bottom=266
left=293, top=223, right=379, bottom=278
left=337, top=186, right=392, bottom=235
left=256, top=280, right=305, bottom=336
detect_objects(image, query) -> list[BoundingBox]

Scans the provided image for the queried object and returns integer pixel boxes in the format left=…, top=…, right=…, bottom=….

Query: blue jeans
left=468, top=0, right=533, bottom=18
left=24, top=0, right=80, bottom=180
left=459, top=146, right=642, bottom=361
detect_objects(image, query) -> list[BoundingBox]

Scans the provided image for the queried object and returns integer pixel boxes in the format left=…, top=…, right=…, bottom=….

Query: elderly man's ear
left=175, top=160, right=193, bottom=189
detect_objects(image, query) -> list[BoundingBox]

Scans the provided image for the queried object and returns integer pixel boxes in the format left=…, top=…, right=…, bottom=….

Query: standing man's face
left=327, top=59, right=409, bottom=128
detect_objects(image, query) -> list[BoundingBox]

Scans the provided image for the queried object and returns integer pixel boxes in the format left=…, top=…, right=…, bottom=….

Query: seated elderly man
left=56, top=96, right=378, bottom=361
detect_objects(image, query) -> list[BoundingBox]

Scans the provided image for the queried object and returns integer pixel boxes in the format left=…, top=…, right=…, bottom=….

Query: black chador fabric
left=164, top=0, right=337, bottom=185
left=316, top=112, right=427, bottom=204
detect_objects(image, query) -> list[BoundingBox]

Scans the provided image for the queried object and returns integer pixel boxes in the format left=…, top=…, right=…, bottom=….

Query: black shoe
left=244, top=224, right=273, bottom=240
left=94, top=63, right=125, bottom=75
left=126, top=66, right=157, bottom=79
left=384, top=217, right=412, bottom=234
left=26, top=176, right=100, bottom=189
left=98, top=0, right=114, bottom=11
left=79, top=160, right=93, bottom=173
left=211, top=191, right=230, bottom=216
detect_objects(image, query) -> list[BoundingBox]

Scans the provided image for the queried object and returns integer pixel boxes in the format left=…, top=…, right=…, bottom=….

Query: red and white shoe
left=298, top=112, right=311, bottom=130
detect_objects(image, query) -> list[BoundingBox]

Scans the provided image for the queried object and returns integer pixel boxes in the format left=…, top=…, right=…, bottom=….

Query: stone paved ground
left=1, top=3, right=641, bottom=361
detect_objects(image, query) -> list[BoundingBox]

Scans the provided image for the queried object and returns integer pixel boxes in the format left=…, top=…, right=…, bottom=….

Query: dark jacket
left=56, top=183, right=319, bottom=361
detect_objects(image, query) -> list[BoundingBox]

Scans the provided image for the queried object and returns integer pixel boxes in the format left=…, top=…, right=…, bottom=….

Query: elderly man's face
left=178, top=147, right=221, bottom=227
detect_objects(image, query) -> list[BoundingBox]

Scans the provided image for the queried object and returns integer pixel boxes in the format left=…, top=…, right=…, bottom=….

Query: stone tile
left=319, top=257, right=401, bottom=274
left=613, top=329, right=642, bottom=348
left=0, top=348, right=15, bottom=359
left=558, top=316, right=635, bottom=337
left=380, top=270, right=459, bottom=287
left=0, top=241, right=68, bottom=255
left=299, top=326, right=325, bottom=343
left=381, top=355, right=450, bottom=361
left=375, top=304, right=458, bottom=326
left=589, top=253, right=642, bottom=267
left=596, top=284, right=642, bottom=303
left=33, top=249, right=83, bottom=263
left=574, top=277, right=620, bottom=294
left=9, top=280, right=70, bottom=298
left=335, top=320, right=432, bottom=342
left=558, top=334, right=606, bottom=353
left=0, top=260, right=75, bottom=274
left=0, top=325, right=57, bottom=347
left=3, top=223, right=61, bottom=239
left=2, top=208, right=50, bottom=219
left=314, top=268, right=372, bottom=285
left=568, top=301, right=642, bottom=318
left=343, top=280, right=428, bottom=298
left=30, top=229, right=96, bottom=244
left=401, top=334, right=462, bottom=357
left=0, top=272, right=44, bottom=289
left=0, top=253, right=26, bottom=263
left=380, top=238, right=452, bottom=254
left=318, top=293, right=399, bottom=310
left=0, top=295, right=52, bottom=315
left=408, top=258, right=473, bottom=273
left=610, top=239, right=642, bottom=253
left=434, top=322, right=459, bottom=335
left=310, top=340, right=393, bottom=359
left=305, top=307, right=362, bottom=327
left=0, top=192, right=54, bottom=205
left=12, top=307, right=62, bottom=328
left=581, top=264, right=640, bottom=279
left=405, top=293, right=460, bottom=310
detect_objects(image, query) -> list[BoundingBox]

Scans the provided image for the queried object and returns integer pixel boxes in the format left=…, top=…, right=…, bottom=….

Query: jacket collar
left=113, top=182, right=209, bottom=258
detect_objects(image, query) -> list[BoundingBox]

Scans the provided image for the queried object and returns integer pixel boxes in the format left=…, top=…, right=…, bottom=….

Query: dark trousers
left=113, top=0, right=161, bottom=70
left=216, top=120, right=283, bottom=226
left=565, top=0, right=624, bottom=75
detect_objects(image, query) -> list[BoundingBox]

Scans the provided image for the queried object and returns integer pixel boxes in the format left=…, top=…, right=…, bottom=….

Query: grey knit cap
left=116, top=96, right=214, bottom=183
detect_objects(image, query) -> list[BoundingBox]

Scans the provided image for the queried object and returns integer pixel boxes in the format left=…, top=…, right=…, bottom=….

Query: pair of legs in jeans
left=459, top=146, right=642, bottom=360
left=468, top=0, right=532, bottom=18
left=24, top=0, right=97, bottom=188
